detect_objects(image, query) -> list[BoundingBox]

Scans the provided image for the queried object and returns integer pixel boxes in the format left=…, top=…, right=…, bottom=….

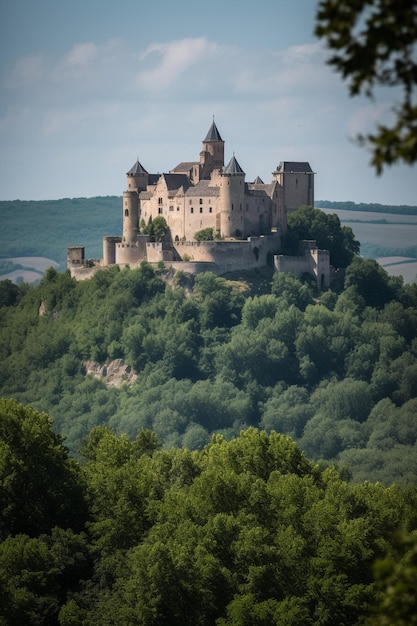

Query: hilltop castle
left=68, top=120, right=330, bottom=287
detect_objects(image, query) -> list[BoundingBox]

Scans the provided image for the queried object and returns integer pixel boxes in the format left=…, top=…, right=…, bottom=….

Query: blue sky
left=0, top=0, right=416, bottom=204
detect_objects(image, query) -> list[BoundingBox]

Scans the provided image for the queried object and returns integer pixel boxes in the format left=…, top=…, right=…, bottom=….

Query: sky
left=0, top=0, right=416, bottom=205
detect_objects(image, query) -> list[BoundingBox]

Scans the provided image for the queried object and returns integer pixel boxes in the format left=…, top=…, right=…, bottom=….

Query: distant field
left=0, top=257, right=59, bottom=284
left=318, top=208, right=417, bottom=225
left=376, top=258, right=417, bottom=284
left=320, top=207, right=417, bottom=283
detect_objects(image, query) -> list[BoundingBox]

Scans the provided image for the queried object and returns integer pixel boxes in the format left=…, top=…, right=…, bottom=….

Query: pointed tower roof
left=253, top=175, right=264, bottom=184
left=204, top=120, right=223, bottom=142
left=127, top=159, right=148, bottom=175
left=223, top=155, right=245, bottom=175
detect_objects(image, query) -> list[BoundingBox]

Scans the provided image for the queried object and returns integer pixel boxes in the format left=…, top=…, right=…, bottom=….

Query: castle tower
left=200, top=120, right=225, bottom=179
left=272, top=161, right=315, bottom=215
left=126, top=159, right=149, bottom=192
left=122, top=191, right=139, bottom=243
left=122, top=159, right=149, bottom=243
left=219, top=155, right=246, bottom=238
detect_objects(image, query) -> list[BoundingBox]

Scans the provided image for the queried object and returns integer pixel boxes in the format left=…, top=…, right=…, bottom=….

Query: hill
left=0, top=196, right=121, bottom=279
left=1, top=260, right=417, bottom=485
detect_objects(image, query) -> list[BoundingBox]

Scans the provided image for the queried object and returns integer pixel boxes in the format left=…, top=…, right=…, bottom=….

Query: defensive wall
left=274, top=240, right=330, bottom=289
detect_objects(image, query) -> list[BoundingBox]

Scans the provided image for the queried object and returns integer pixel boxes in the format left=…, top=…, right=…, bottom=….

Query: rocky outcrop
left=84, top=358, right=137, bottom=387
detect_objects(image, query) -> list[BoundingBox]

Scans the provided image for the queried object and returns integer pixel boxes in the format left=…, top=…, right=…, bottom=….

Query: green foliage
left=140, top=215, right=168, bottom=240
left=369, top=532, right=417, bottom=625
left=0, top=399, right=87, bottom=539
left=194, top=227, right=214, bottom=241
left=345, top=256, right=403, bottom=309
left=315, top=0, right=417, bottom=173
left=0, top=258, right=417, bottom=485
left=1, top=403, right=417, bottom=625
left=285, top=205, right=360, bottom=267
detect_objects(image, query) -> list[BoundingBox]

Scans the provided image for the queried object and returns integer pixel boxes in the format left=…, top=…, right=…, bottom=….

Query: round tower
left=122, top=191, right=139, bottom=243
left=126, top=159, right=149, bottom=192
left=219, top=155, right=246, bottom=238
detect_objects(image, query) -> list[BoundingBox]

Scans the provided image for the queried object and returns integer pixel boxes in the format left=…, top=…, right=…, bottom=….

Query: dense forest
left=0, top=206, right=416, bottom=484
left=1, top=205, right=417, bottom=623
left=1, top=398, right=417, bottom=625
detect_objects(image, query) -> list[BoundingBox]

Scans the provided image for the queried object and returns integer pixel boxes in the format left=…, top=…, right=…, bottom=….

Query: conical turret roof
left=223, top=155, right=245, bottom=175
left=204, top=120, right=223, bottom=142
left=127, top=159, right=148, bottom=175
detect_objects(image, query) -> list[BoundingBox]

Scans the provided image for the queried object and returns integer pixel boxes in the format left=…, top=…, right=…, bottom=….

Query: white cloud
left=136, top=37, right=228, bottom=91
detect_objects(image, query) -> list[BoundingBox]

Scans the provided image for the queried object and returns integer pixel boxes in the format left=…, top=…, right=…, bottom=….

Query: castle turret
left=126, top=159, right=149, bottom=192
left=122, top=191, right=139, bottom=243
left=122, top=159, right=149, bottom=244
left=200, top=120, right=225, bottom=179
left=220, top=155, right=246, bottom=238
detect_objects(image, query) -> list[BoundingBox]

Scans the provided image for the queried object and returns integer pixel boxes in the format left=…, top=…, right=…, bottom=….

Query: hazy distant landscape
left=318, top=205, right=417, bottom=284
left=0, top=197, right=416, bottom=284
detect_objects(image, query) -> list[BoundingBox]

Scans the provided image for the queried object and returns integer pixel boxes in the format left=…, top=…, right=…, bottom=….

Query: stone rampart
left=173, top=235, right=280, bottom=273
left=274, top=240, right=330, bottom=289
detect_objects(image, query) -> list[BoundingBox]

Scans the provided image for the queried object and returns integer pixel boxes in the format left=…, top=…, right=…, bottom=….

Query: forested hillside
left=317, top=200, right=417, bottom=216
left=1, top=398, right=417, bottom=625
left=1, top=251, right=417, bottom=485
left=0, top=196, right=121, bottom=271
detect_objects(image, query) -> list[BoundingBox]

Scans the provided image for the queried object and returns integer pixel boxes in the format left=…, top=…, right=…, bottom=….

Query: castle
left=68, top=120, right=330, bottom=287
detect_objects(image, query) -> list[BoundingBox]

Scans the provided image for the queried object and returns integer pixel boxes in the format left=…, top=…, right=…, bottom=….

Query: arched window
left=125, top=209, right=129, bottom=217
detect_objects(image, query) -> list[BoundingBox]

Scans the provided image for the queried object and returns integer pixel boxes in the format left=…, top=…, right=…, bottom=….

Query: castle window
left=191, top=207, right=194, bottom=213
left=158, top=207, right=163, bottom=215
left=177, top=206, right=180, bottom=211
left=199, top=198, right=203, bottom=205
left=169, top=205, right=174, bottom=211
left=158, top=197, right=163, bottom=205
left=189, top=199, right=192, bottom=205
left=209, top=207, right=212, bottom=213
left=125, top=209, right=129, bottom=217
left=200, top=207, right=203, bottom=213
left=232, top=204, right=234, bottom=210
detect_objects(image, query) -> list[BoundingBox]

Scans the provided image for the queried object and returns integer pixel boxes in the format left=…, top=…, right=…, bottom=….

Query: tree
left=369, top=532, right=417, bottom=625
left=194, top=227, right=215, bottom=241
left=344, top=257, right=402, bottom=309
left=0, top=399, right=87, bottom=539
left=285, top=205, right=360, bottom=268
left=315, top=0, right=417, bottom=173
left=152, top=216, right=169, bottom=241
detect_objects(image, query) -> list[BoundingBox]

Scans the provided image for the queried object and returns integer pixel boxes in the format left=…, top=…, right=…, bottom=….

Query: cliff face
left=84, top=359, right=137, bottom=387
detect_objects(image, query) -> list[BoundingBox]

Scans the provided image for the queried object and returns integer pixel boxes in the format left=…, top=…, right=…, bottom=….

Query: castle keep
left=68, top=120, right=329, bottom=286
